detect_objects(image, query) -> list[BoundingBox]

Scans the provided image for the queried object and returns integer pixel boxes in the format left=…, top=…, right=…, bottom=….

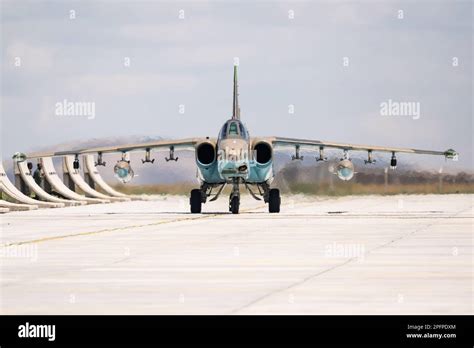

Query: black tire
left=230, top=195, right=240, bottom=214
left=268, top=188, right=280, bottom=213
left=190, top=189, right=202, bottom=213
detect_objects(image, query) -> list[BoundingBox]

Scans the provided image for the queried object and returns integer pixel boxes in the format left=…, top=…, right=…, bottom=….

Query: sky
left=1, top=0, right=472, bottom=172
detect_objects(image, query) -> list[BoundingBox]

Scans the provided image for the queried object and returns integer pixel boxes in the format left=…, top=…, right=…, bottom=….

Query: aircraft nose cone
left=221, top=159, right=244, bottom=170
left=227, top=149, right=239, bottom=161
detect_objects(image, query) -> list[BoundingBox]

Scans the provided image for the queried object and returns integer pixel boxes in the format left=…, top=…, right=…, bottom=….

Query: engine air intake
left=253, top=142, right=272, bottom=164
left=196, top=142, right=215, bottom=165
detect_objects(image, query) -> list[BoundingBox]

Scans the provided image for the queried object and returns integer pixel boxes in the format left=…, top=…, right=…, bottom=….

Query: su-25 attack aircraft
left=25, top=65, right=458, bottom=214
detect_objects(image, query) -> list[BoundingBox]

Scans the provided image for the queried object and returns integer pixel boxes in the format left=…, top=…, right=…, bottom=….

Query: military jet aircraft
left=25, top=65, right=458, bottom=214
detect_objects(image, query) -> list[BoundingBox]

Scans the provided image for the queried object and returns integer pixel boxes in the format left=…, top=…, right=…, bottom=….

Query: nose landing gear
left=229, top=178, right=240, bottom=214
left=229, top=195, right=240, bottom=214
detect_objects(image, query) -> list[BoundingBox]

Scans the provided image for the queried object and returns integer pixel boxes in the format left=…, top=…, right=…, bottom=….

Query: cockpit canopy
left=219, top=120, right=249, bottom=139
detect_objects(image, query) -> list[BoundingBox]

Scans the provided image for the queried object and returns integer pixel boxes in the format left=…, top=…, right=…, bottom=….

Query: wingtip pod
left=444, top=149, right=458, bottom=161
left=12, top=152, right=26, bottom=163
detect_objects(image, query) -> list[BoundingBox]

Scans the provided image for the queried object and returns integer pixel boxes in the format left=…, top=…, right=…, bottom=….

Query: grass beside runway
left=285, top=182, right=474, bottom=196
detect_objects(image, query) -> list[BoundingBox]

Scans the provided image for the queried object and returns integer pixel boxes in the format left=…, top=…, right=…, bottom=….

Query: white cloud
left=63, top=73, right=198, bottom=96
left=119, top=20, right=211, bottom=44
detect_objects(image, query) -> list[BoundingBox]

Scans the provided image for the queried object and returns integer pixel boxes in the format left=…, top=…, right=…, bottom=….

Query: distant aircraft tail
left=232, top=65, right=240, bottom=120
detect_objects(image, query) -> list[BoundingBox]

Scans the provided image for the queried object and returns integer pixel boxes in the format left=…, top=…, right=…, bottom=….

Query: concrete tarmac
left=0, top=194, right=472, bottom=314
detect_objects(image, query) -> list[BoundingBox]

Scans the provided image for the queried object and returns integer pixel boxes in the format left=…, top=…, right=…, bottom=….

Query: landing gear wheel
left=190, top=189, right=202, bottom=213
left=268, top=188, right=280, bottom=213
left=230, top=195, right=240, bottom=214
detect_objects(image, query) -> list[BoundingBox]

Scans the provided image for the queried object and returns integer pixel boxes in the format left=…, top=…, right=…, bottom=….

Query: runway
left=0, top=194, right=472, bottom=314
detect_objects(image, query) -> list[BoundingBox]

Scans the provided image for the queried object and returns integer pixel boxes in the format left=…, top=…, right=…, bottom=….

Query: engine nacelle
left=196, top=141, right=216, bottom=166
left=114, top=160, right=134, bottom=183
left=336, top=159, right=355, bottom=181
left=252, top=141, right=272, bottom=165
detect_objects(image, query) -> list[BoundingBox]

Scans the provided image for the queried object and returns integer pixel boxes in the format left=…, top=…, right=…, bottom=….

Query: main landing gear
left=189, top=180, right=281, bottom=214
left=190, top=189, right=203, bottom=213
left=189, top=182, right=222, bottom=214
left=250, top=182, right=280, bottom=213
left=268, top=188, right=281, bottom=213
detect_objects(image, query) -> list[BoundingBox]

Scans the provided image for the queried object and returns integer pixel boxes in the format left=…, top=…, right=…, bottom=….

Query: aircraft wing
left=25, top=138, right=209, bottom=159
left=271, top=137, right=458, bottom=159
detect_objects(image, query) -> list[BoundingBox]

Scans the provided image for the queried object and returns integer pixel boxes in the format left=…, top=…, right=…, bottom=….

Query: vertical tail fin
left=232, top=65, right=240, bottom=120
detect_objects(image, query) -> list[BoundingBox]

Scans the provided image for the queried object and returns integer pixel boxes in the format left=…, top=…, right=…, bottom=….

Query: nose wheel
left=229, top=178, right=240, bottom=214
left=229, top=195, right=240, bottom=214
